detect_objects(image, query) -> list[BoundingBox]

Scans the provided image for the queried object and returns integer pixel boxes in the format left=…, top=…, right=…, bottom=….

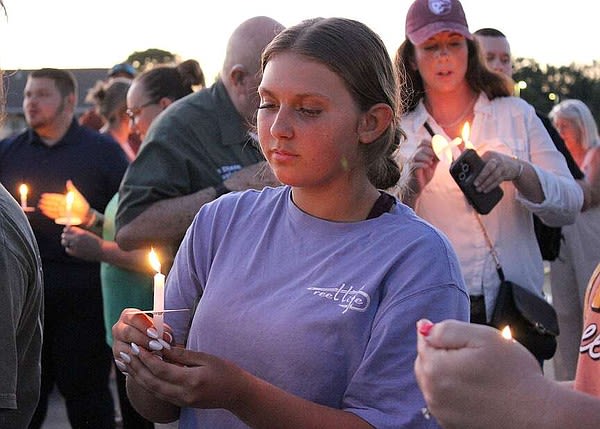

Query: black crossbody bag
left=475, top=213, right=559, bottom=361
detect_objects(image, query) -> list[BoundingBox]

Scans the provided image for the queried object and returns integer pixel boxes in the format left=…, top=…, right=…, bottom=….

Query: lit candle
left=461, top=122, right=475, bottom=150
left=19, top=183, right=28, bottom=209
left=149, top=248, right=165, bottom=338
left=65, top=191, right=74, bottom=226
left=55, top=189, right=82, bottom=225
left=501, top=325, right=513, bottom=340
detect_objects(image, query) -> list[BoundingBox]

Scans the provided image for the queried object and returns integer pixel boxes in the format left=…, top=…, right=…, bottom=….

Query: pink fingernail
left=418, top=320, right=434, bottom=337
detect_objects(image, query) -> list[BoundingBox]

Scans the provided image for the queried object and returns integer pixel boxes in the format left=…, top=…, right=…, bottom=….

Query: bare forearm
left=116, top=187, right=217, bottom=250
left=126, top=376, right=180, bottom=423
left=232, top=372, right=373, bottom=429
left=535, top=381, right=600, bottom=429
left=99, top=241, right=151, bottom=273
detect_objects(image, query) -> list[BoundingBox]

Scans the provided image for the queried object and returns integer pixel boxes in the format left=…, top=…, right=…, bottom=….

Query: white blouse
left=395, top=94, right=583, bottom=317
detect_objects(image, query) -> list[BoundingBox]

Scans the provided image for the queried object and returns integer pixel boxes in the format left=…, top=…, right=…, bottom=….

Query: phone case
left=449, top=149, right=504, bottom=215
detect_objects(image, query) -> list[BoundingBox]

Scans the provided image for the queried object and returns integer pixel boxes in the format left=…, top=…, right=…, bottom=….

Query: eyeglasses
left=126, top=100, right=157, bottom=121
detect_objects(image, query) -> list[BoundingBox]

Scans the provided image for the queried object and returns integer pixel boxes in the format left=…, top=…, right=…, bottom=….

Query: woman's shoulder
left=385, top=203, right=455, bottom=250
left=201, top=186, right=287, bottom=218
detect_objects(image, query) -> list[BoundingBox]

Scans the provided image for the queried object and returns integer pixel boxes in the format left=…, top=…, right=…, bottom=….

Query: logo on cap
left=429, top=0, right=452, bottom=15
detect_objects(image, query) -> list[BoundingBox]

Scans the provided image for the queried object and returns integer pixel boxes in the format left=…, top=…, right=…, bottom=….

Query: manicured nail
left=418, top=320, right=434, bottom=337
left=158, top=339, right=171, bottom=350
left=146, top=327, right=158, bottom=339
left=130, top=343, right=140, bottom=355
left=119, top=352, right=132, bottom=364
left=148, top=340, right=163, bottom=351
left=114, top=359, right=127, bottom=372
left=164, top=331, right=173, bottom=343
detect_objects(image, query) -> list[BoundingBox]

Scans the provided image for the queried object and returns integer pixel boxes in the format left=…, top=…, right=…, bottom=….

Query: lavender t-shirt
left=166, top=186, right=468, bottom=428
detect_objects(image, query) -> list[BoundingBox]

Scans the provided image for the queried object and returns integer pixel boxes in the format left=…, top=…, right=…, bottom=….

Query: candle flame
left=461, top=122, right=470, bottom=142
left=149, top=248, right=161, bottom=274
left=461, top=122, right=475, bottom=149
left=501, top=325, right=512, bottom=340
left=66, top=191, right=75, bottom=212
left=19, top=183, right=28, bottom=198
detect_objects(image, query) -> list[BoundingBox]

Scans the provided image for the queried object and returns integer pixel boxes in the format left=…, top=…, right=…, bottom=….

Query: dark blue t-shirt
left=0, top=119, right=128, bottom=264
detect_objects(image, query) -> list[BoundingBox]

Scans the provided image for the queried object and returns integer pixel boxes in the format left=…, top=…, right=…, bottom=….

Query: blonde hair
left=550, top=99, right=600, bottom=150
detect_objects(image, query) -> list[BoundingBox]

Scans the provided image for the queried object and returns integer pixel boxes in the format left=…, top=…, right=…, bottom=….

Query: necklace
left=426, top=95, right=477, bottom=129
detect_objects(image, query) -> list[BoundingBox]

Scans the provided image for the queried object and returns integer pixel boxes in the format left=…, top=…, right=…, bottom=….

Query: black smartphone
left=449, top=149, right=503, bottom=215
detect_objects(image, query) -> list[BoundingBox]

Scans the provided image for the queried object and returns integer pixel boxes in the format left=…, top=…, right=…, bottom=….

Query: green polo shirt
left=116, top=79, right=263, bottom=232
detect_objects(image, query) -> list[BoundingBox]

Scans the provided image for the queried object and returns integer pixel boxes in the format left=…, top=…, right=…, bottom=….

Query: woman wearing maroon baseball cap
left=393, top=0, right=582, bottom=360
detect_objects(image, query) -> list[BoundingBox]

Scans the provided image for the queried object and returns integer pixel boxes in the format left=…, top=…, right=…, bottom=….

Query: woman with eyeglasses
left=126, top=62, right=204, bottom=141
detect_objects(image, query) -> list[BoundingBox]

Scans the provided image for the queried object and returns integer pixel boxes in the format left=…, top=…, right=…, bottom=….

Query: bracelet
left=213, top=182, right=231, bottom=199
left=513, top=157, right=524, bottom=181
left=83, top=208, right=104, bottom=230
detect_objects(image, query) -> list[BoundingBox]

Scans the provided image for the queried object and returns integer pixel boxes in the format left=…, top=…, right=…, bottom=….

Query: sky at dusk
left=1, top=0, right=595, bottom=81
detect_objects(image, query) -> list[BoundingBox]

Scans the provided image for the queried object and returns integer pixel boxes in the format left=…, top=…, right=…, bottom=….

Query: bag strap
left=473, top=212, right=506, bottom=282
left=423, top=121, right=435, bottom=137
left=366, top=191, right=396, bottom=219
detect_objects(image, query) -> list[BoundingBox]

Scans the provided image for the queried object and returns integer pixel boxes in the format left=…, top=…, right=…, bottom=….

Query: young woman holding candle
left=394, top=0, right=582, bottom=347
left=111, top=17, right=469, bottom=428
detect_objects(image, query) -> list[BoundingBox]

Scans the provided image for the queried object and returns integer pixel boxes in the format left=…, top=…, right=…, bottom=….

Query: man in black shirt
left=0, top=68, right=129, bottom=428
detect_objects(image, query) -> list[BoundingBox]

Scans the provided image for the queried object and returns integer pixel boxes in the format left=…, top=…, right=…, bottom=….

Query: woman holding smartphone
left=393, top=0, right=582, bottom=346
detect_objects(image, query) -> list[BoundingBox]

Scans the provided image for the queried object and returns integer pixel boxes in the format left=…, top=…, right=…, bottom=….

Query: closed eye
left=298, top=108, right=321, bottom=117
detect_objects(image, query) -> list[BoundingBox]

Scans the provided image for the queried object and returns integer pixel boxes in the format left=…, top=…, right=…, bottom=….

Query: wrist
left=512, top=157, right=524, bottom=181
left=83, top=208, right=103, bottom=230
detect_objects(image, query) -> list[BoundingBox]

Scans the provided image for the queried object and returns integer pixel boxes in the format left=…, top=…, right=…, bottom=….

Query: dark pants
left=29, top=263, right=115, bottom=429
left=115, top=369, right=154, bottom=429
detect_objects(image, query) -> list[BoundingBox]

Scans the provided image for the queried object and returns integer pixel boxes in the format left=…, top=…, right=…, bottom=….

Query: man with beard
left=0, top=68, right=129, bottom=428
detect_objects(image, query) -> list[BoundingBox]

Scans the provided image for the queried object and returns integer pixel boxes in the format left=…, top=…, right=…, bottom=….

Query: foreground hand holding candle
left=149, top=248, right=165, bottom=339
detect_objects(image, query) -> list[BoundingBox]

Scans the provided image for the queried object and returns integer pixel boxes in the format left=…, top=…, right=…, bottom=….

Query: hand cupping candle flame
left=431, top=122, right=474, bottom=164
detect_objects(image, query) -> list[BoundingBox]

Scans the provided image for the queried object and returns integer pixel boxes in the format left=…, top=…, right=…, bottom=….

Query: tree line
left=514, top=58, right=600, bottom=125
left=124, top=49, right=600, bottom=126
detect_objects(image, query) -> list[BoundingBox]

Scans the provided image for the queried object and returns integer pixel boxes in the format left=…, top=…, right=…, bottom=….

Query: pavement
left=41, top=368, right=178, bottom=429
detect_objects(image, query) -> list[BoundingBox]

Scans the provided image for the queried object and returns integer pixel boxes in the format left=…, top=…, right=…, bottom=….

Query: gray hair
left=549, top=99, right=600, bottom=150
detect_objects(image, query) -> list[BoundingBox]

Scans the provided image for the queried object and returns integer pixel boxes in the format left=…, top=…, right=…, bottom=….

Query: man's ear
left=229, top=64, right=248, bottom=86
left=358, top=103, right=393, bottom=144
left=65, top=93, right=76, bottom=111
left=158, top=97, right=173, bottom=110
